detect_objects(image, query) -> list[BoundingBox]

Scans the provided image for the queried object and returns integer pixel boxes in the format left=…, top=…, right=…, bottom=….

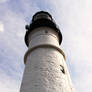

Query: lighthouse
left=20, top=11, right=75, bottom=92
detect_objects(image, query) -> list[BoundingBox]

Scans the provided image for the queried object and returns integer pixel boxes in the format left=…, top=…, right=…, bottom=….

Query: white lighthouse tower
left=20, top=11, right=75, bottom=92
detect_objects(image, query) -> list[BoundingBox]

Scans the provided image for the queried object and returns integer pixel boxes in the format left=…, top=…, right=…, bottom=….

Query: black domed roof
left=25, top=11, right=62, bottom=46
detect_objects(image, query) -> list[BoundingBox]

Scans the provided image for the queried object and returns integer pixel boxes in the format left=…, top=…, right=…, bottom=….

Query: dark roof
left=25, top=11, right=62, bottom=46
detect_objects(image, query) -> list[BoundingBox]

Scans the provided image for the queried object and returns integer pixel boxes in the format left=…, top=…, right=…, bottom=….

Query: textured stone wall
left=20, top=27, right=75, bottom=92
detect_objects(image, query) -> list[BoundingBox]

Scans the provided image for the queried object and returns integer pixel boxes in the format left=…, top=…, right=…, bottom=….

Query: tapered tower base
left=20, top=11, right=75, bottom=92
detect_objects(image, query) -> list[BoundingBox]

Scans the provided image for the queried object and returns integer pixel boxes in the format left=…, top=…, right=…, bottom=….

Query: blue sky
left=0, top=0, right=92, bottom=92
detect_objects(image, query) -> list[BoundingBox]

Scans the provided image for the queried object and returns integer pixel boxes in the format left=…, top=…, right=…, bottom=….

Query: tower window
left=60, top=65, right=65, bottom=74
left=45, top=30, right=48, bottom=33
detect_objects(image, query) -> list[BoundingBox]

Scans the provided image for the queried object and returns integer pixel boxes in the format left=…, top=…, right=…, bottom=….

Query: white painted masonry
left=20, top=27, right=75, bottom=92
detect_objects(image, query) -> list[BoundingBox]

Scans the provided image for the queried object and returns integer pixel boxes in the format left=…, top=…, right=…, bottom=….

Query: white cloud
left=0, top=21, right=4, bottom=32
left=0, top=81, right=19, bottom=92
left=0, top=6, right=25, bottom=92
left=0, top=70, right=20, bottom=92
left=17, top=31, right=25, bottom=38
left=0, top=0, right=8, bottom=3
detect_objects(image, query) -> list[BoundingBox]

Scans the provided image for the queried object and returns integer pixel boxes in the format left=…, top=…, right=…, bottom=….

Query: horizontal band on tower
left=24, top=44, right=66, bottom=64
